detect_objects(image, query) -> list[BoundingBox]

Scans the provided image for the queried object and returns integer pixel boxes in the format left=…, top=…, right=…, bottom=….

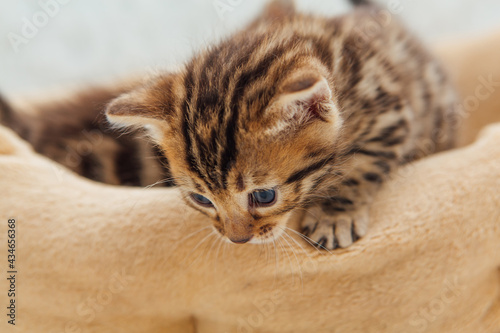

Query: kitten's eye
left=250, top=189, right=277, bottom=207
left=191, top=193, right=213, bottom=207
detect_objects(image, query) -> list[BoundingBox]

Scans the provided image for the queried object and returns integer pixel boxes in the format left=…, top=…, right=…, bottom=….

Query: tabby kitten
left=105, top=0, right=458, bottom=249
left=2, top=0, right=458, bottom=250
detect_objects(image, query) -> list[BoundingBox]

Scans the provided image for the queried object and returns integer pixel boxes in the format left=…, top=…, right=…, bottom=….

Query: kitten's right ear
left=257, top=0, right=296, bottom=23
left=106, top=76, right=176, bottom=140
left=106, top=90, right=165, bottom=139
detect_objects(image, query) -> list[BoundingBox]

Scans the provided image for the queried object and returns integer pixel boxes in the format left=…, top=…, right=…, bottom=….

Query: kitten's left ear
left=106, top=76, right=176, bottom=140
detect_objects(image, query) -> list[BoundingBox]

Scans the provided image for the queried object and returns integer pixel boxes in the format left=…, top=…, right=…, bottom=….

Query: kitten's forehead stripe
left=251, top=53, right=305, bottom=118
left=185, top=38, right=264, bottom=190
left=219, top=43, right=289, bottom=188
left=185, top=39, right=293, bottom=190
left=179, top=23, right=343, bottom=191
left=194, top=182, right=205, bottom=193
left=236, top=174, right=245, bottom=192
left=181, top=66, right=215, bottom=190
left=181, top=64, right=194, bottom=172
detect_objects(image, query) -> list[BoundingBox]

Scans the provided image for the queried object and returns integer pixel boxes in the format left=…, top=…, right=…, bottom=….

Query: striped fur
left=5, top=0, right=459, bottom=249
left=2, top=84, right=173, bottom=187
left=106, top=0, right=458, bottom=248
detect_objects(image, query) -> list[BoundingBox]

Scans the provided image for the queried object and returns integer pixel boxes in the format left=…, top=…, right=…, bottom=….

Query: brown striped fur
left=0, top=83, right=173, bottom=187
left=4, top=0, right=459, bottom=249
left=105, top=0, right=458, bottom=248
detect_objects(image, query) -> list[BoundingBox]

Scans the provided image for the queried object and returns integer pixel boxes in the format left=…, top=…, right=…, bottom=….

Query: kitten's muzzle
left=224, top=216, right=254, bottom=244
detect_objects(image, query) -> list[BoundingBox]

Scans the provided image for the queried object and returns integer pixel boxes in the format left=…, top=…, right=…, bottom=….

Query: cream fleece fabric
left=0, top=32, right=500, bottom=333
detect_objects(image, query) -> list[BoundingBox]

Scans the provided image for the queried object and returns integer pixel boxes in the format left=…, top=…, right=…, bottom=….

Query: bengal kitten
left=2, top=0, right=458, bottom=250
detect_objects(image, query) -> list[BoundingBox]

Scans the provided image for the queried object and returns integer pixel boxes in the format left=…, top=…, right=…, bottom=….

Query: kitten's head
left=106, top=2, right=344, bottom=244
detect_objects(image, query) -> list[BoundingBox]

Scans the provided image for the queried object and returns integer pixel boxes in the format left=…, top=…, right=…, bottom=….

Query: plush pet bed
left=1, top=32, right=500, bottom=333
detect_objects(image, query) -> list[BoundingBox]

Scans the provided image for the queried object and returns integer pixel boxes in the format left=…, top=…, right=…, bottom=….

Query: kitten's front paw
left=300, top=205, right=369, bottom=250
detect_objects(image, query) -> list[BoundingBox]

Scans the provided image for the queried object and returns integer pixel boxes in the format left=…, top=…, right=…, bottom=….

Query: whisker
left=176, top=226, right=212, bottom=245
left=283, top=226, right=332, bottom=254
left=164, top=226, right=212, bottom=261
left=196, top=232, right=217, bottom=267
left=265, top=240, right=271, bottom=265
left=272, top=237, right=279, bottom=288
left=277, top=237, right=295, bottom=284
left=222, top=240, right=229, bottom=270
left=279, top=230, right=304, bottom=291
left=187, top=231, right=216, bottom=267
left=207, top=233, right=221, bottom=274
left=280, top=227, right=312, bottom=258
left=143, top=177, right=177, bottom=189
left=258, top=240, right=265, bottom=260
left=214, top=236, right=224, bottom=273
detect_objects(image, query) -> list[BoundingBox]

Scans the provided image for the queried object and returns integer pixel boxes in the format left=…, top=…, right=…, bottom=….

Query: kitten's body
left=1, top=0, right=458, bottom=249
left=0, top=84, right=173, bottom=187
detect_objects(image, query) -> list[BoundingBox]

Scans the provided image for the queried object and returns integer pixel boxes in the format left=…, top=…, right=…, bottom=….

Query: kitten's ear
left=105, top=90, right=166, bottom=140
left=106, top=77, right=176, bottom=140
left=106, top=90, right=162, bottom=123
left=258, top=0, right=296, bottom=22
left=270, top=74, right=341, bottom=130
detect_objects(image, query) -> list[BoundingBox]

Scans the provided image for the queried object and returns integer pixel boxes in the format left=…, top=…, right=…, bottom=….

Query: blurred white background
left=0, top=0, right=499, bottom=95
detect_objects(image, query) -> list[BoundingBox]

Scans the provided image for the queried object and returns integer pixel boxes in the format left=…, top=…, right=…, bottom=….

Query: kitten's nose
left=229, top=235, right=253, bottom=244
left=224, top=216, right=253, bottom=244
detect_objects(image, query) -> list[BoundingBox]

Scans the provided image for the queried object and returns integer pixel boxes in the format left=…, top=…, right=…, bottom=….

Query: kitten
left=105, top=0, right=458, bottom=249
left=2, top=0, right=458, bottom=250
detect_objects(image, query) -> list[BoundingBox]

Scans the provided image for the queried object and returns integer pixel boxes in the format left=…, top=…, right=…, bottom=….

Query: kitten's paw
left=300, top=206, right=369, bottom=250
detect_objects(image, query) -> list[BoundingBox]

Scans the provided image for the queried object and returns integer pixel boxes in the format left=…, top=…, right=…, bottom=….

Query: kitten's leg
left=301, top=154, right=397, bottom=249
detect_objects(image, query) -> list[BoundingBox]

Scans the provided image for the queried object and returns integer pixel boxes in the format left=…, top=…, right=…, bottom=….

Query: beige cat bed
left=1, top=31, right=500, bottom=333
